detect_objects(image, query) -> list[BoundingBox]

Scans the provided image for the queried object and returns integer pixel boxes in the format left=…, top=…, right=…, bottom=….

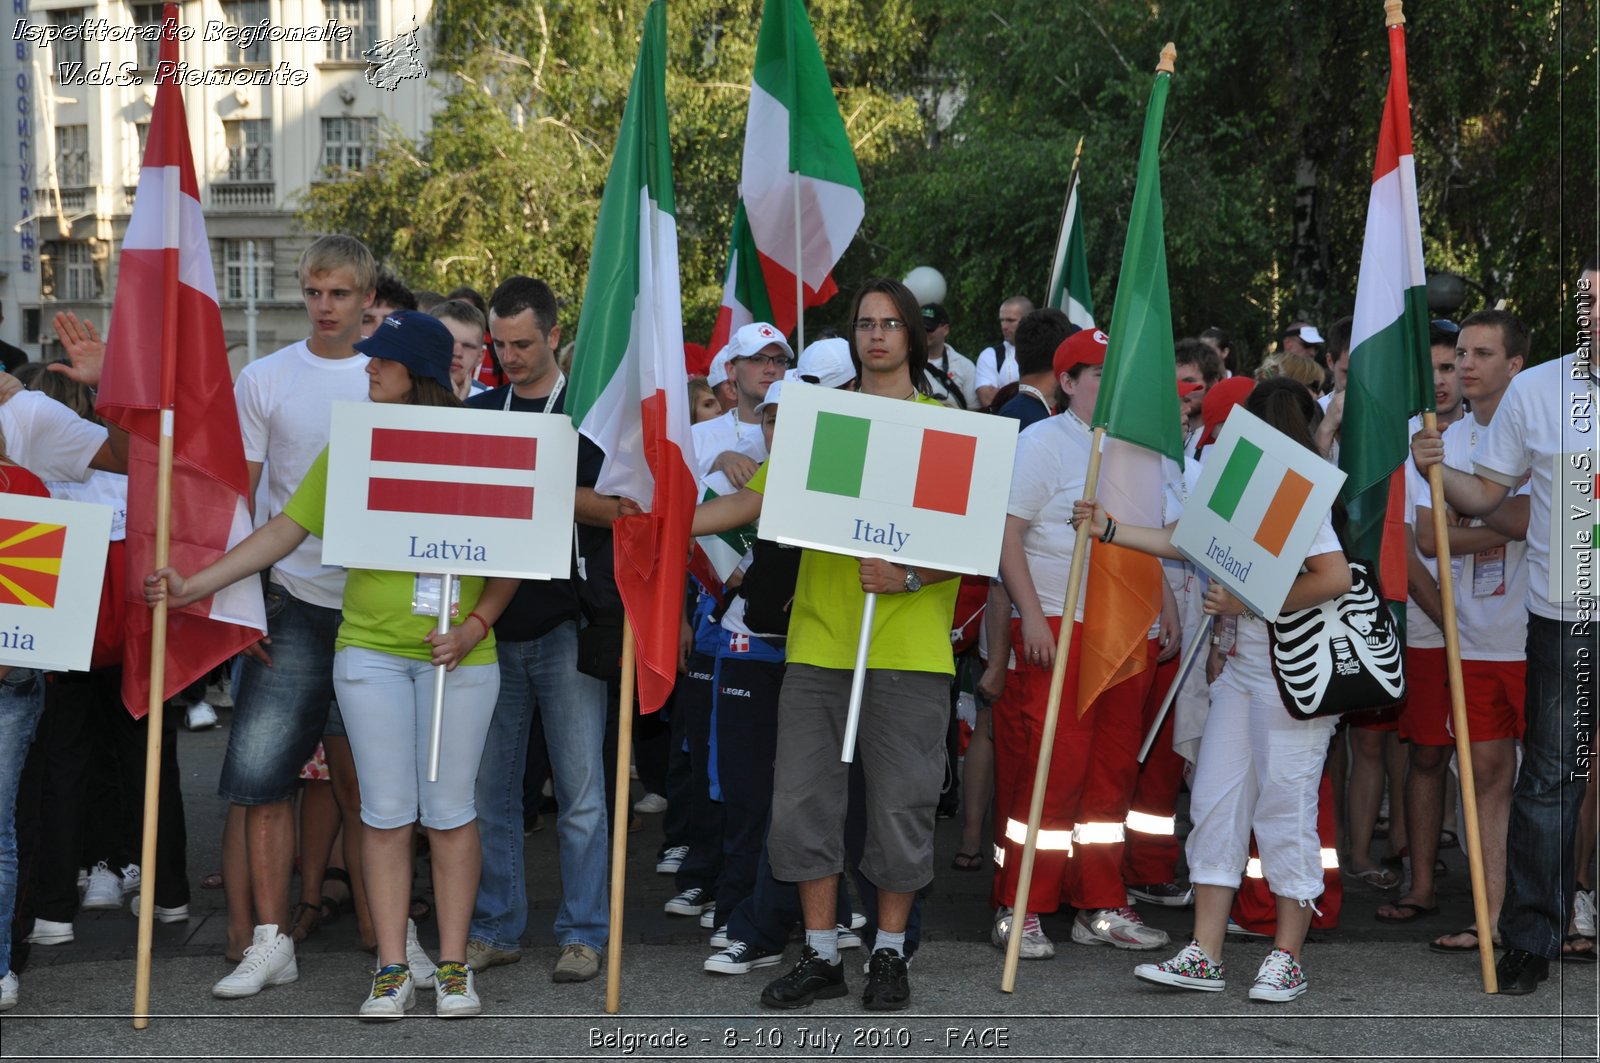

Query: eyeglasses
left=737, top=353, right=792, bottom=368
left=853, top=318, right=908, bottom=333
left=1430, top=318, right=1460, bottom=333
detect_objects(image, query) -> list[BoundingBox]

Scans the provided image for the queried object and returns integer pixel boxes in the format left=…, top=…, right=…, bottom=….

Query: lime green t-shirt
left=283, top=447, right=497, bottom=666
left=747, top=394, right=957, bottom=675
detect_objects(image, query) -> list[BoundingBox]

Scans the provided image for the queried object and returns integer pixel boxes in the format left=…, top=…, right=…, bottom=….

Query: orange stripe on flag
left=1255, top=470, right=1314, bottom=556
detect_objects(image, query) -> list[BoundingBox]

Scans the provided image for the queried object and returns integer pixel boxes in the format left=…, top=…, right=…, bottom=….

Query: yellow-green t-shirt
left=283, top=447, right=497, bottom=666
left=746, top=394, right=957, bottom=675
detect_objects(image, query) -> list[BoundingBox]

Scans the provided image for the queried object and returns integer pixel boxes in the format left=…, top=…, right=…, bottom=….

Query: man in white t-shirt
left=1411, top=259, right=1600, bottom=992
left=919, top=303, right=976, bottom=409
left=691, top=322, right=791, bottom=488
left=975, top=296, right=1034, bottom=408
left=211, top=235, right=379, bottom=1001
left=1385, top=311, right=1529, bottom=950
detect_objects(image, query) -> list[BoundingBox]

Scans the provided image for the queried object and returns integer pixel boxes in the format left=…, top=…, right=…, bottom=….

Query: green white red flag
left=1339, top=11, right=1432, bottom=601
left=708, top=0, right=864, bottom=352
left=1045, top=151, right=1096, bottom=330
left=565, top=0, right=692, bottom=713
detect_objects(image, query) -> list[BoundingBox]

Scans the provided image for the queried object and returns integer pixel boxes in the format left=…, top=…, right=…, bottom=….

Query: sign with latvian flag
left=1171, top=406, right=1347, bottom=618
left=321, top=402, right=578, bottom=579
left=758, top=383, right=1017, bottom=575
left=0, top=495, right=113, bottom=671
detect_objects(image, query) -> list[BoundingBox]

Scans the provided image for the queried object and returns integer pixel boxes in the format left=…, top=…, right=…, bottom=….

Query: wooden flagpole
left=1001, top=428, right=1106, bottom=991
left=605, top=621, right=638, bottom=1013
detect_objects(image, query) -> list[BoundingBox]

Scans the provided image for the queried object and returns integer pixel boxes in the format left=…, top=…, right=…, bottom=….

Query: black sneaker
left=759, top=946, right=846, bottom=1009
left=861, top=948, right=910, bottom=1011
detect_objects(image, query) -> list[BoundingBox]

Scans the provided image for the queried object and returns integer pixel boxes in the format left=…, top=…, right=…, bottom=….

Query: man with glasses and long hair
left=692, top=323, right=792, bottom=490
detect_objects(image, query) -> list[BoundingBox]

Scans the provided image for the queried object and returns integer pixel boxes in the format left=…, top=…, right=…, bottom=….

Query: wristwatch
left=902, top=566, right=922, bottom=593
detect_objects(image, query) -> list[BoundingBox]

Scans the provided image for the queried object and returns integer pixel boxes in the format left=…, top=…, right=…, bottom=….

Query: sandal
left=200, top=871, right=225, bottom=891
left=1429, top=925, right=1496, bottom=954
left=950, top=851, right=984, bottom=872
left=289, top=900, right=322, bottom=943
left=1374, top=900, right=1439, bottom=923
left=1561, top=934, right=1597, bottom=963
left=1345, top=866, right=1400, bottom=890
left=319, top=867, right=353, bottom=924
left=409, top=896, right=433, bottom=924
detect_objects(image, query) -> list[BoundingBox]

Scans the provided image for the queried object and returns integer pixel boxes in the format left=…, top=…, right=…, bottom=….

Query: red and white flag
left=365, top=426, right=538, bottom=520
left=95, top=4, right=264, bottom=716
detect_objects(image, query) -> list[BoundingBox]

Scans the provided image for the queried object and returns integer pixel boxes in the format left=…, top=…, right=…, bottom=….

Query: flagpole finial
left=1074, top=135, right=1084, bottom=160
left=1157, top=42, right=1176, bottom=74
left=1384, top=0, right=1405, bottom=26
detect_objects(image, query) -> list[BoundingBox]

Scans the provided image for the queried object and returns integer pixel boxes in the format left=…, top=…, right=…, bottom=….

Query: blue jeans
left=1499, top=615, right=1598, bottom=959
left=1, top=668, right=46, bottom=978
left=471, top=622, right=609, bottom=951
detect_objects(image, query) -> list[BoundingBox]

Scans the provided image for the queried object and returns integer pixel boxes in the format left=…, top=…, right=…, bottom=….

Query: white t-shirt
left=690, top=408, right=767, bottom=481
left=1005, top=411, right=1092, bottom=618
left=234, top=340, right=370, bottom=608
left=46, top=471, right=128, bottom=541
left=0, top=391, right=107, bottom=483
left=1470, top=353, right=1594, bottom=621
left=924, top=346, right=978, bottom=409
left=975, top=342, right=1019, bottom=393
left=1404, top=415, right=1445, bottom=650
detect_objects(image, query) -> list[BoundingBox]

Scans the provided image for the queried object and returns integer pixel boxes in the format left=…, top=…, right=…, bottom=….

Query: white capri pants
left=333, top=646, right=500, bottom=831
left=1185, top=651, right=1335, bottom=902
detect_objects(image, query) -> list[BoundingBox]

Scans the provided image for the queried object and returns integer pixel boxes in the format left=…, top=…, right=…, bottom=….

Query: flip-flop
left=950, top=851, right=984, bottom=872
left=1429, top=926, right=1494, bottom=954
left=1345, top=867, right=1400, bottom=890
left=1561, top=934, right=1597, bottom=964
left=1375, top=901, right=1439, bottom=923
left=200, top=871, right=224, bottom=890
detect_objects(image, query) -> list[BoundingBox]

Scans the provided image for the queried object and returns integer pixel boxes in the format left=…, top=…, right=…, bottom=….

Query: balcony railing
left=210, top=183, right=276, bottom=209
left=54, top=187, right=90, bottom=212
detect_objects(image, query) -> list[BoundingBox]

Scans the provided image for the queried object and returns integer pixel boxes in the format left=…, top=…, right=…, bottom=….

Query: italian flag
left=805, top=412, right=978, bottom=516
left=1046, top=149, right=1096, bottom=330
left=1338, top=9, right=1432, bottom=602
left=565, top=0, right=694, bottom=714
left=708, top=0, right=864, bottom=353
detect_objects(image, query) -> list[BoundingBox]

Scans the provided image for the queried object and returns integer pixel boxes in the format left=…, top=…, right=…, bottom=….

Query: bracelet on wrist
left=1100, top=516, right=1118, bottom=544
left=467, top=610, right=490, bottom=637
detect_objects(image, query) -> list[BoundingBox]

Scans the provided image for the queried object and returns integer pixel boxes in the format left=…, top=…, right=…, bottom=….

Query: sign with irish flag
left=0, top=494, right=113, bottom=671
left=758, top=383, right=1017, bottom=574
left=1172, top=406, right=1347, bottom=618
left=322, top=402, right=578, bottom=579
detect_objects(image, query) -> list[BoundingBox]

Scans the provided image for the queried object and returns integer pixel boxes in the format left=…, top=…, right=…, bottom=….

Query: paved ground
left=1, top=712, right=1594, bottom=1062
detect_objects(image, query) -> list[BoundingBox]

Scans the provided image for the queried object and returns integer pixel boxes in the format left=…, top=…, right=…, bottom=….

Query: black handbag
left=1267, top=558, right=1406, bottom=719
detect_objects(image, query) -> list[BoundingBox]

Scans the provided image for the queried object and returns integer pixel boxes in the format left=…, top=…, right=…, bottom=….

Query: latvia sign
left=1171, top=405, right=1347, bottom=618
left=758, top=383, right=1017, bottom=575
left=322, top=403, right=579, bottom=579
left=0, top=494, right=114, bottom=671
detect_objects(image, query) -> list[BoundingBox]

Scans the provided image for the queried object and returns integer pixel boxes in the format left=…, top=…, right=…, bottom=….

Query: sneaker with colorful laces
left=434, top=961, right=481, bottom=1018
left=358, top=963, right=415, bottom=1022
left=1134, top=940, right=1227, bottom=992
left=1071, top=906, right=1170, bottom=950
left=1248, top=948, right=1308, bottom=1002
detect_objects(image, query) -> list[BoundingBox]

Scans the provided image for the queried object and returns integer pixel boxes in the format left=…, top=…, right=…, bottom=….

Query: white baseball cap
left=706, top=345, right=734, bottom=388
left=791, top=337, right=855, bottom=389
left=726, top=321, right=795, bottom=365
left=755, top=378, right=785, bottom=415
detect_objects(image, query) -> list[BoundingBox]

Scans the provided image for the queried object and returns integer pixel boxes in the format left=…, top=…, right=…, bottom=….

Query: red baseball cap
left=1199, top=376, right=1255, bottom=448
left=1178, top=380, right=1204, bottom=398
left=1053, top=328, right=1109, bottom=377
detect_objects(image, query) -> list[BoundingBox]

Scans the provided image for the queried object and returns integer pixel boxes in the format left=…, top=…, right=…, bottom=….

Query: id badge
left=412, top=574, right=463, bottom=618
left=1471, top=546, right=1506, bottom=598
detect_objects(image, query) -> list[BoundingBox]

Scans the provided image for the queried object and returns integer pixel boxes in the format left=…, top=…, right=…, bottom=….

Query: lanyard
left=1017, top=383, right=1052, bottom=413
left=503, top=371, right=565, bottom=413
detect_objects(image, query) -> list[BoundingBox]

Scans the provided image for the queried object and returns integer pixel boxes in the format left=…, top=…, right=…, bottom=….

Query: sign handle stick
left=605, top=622, right=638, bottom=1014
left=426, top=573, right=455, bottom=784
left=793, top=170, right=805, bottom=354
left=1137, top=614, right=1212, bottom=764
left=132, top=411, right=176, bottom=1030
left=841, top=591, right=878, bottom=763
left=1423, top=415, right=1496, bottom=993
left=1002, top=428, right=1105, bottom=992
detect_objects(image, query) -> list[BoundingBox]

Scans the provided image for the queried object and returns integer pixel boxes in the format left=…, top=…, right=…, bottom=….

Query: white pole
left=840, top=591, right=876, bottom=762
left=245, top=239, right=258, bottom=362
left=1137, top=614, right=1212, bottom=763
left=793, top=170, right=805, bottom=354
left=426, top=572, right=454, bottom=782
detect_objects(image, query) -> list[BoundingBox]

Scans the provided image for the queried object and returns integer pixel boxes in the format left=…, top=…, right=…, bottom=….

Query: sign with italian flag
left=322, top=402, right=578, bottom=580
left=1171, top=406, right=1347, bottom=619
left=757, top=383, right=1017, bottom=574
left=0, top=494, right=113, bottom=671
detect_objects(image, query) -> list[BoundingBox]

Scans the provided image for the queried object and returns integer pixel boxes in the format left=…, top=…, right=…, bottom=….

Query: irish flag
left=1045, top=140, right=1096, bottom=330
left=806, top=413, right=977, bottom=516
left=566, top=0, right=694, bottom=714
left=708, top=0, right=864, bottom=352
left=1207, top=440, right=1316, bottom=557
left=1339, top=5, right=1432, bottom=599
left=95, top=3, right=264, bottom=717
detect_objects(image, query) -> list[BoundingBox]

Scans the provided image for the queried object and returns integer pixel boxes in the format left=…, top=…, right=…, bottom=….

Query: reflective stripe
left=1071, top=821, right=1126, bottom=844
left=1245, top=857, right=1265, bottom=879
left=1320, top=848, right=1340, bottom=870
left=1124, top=810, right=1176, bottom=836
left=993, top=843, right=1006, bottom=868
left=1004, top=818, right=1074, bottom=852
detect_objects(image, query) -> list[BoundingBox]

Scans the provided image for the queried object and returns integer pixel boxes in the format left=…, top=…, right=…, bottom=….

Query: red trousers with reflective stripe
left=1229, top=771, right=1344, bottom=932
left=990, top=618, right=1156, bottom=913
left=1122, top=652, right=1185, bottom=885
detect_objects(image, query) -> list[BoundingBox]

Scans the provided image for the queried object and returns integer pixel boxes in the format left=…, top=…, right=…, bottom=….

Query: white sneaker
left=709, top=924, right=732, bottom=949
left=991, top=906, right=1056, bottom=959
left=1226, top=918, right=1270, bottom=939
left=185, top=701, right=218, bottom=731
left=665, top=887, right=714, bottom=915
left=406, top=918, right=437, bottom=990
left=655, top=845, right=688, bottom=875
left=1575, top=888, right=1598, bottom=938
left=76, top=867, right=88, bottom=893
left=1135, top=940, right=1228, bottom=991
left=850, top=911, right=867, bottom=931
left=633, top=792, right=668, bottom=814
left=358, top=963, right=414, bottom=1021
left=205, top=680, right=234, bottom=709
left=212, top=924, right=297, bottom=999
left=130, top=895, right=190, bottom=923
left=0, top=971, right=17, bottom=1011
left=433, top=961, right=481, bottom=1018
left=699, top=905, right=718, bottom=929
left=81, top=861, right=123, bottom=911
left=836, top=923, right=862, bottom=950
left=704, top=940, right=783, bottom=975
left=119, top=864, right=141, bottom=894
left=28, top=919, right=73, bottom=946
left=1248, top=948, right=1309, bottom=1002
left=1071, top=907, right=1170, bottom=951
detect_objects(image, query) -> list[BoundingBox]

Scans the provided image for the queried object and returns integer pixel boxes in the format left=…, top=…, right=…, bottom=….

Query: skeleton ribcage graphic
left=1270, top=561, right=1406, bottom=717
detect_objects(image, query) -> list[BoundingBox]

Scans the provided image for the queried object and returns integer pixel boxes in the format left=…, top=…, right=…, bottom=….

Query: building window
left=321, top=116, right=377, bottom=173
left=134, top=121, right=150, bottom=167
left=220, top=0, right=272, bottom=65
left=224, top=120, right=272, bottom=181
left=131, top=3, right=164, bottom=69
left=221, top=239, right=272, bottom=301
left=43, top=241, right=100, bottom=301
left=56, top=125, right=91, bottom=186
left=325, top=0, right=378, bottom=61
left=50, top=10, right=86, bottom=73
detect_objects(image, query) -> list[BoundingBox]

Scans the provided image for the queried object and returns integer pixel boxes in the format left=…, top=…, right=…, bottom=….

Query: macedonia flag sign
left=1171, top=405, right=1347, bottom=619
left=757, top=383, right=1017, bottom=575
left=0, top=494, right=114, bottom=671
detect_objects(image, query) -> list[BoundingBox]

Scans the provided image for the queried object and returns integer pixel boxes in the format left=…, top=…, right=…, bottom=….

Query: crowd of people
left=0, top=236, right=1594, bottom=1019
